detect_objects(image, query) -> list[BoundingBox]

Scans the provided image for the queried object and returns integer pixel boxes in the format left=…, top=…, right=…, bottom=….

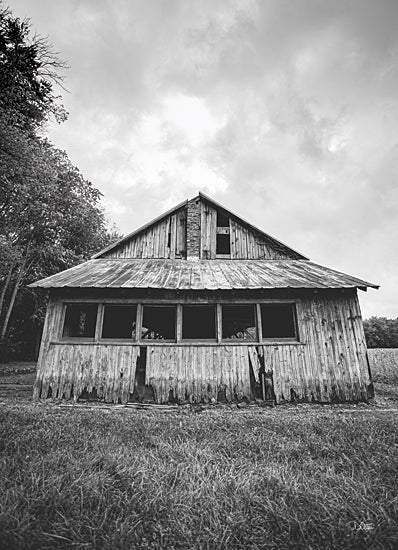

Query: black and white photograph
left=1, top=1, right=397, bottom=548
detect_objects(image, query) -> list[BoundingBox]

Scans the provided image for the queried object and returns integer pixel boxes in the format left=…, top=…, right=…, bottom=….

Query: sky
left=9, top=0, right=398, bottom=319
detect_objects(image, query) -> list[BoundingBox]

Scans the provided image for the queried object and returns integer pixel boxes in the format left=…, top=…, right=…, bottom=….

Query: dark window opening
left=102, top=305, right=137, bottom=339
left=141, top=306, right=176, bottom=341
left=167, top=229, right=171, bottom=248
left=62, top=304, right=97, bottom=338
left=216, top=233, right=231, bottom=255
left=217, top=211, right=230, bottom=227
left=261, top=303, right=297, bottom=339
left=182, top=305, right=216, bottom=340
left=222, top=305, right=256, bottom=340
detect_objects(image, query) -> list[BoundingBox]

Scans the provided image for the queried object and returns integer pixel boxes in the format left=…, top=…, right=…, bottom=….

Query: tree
left=0, top=3, right=67, bottom=130
left=0, top=118, right=113, bottom=337
left=0, top=3, right=117, bottom=358
left=363, top=317, right=398, bottom=348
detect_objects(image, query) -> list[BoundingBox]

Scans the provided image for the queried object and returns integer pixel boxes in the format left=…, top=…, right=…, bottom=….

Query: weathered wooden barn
left=30, top=193, right=378, bottom=405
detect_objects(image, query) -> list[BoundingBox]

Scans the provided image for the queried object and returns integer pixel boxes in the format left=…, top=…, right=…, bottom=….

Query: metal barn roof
left=29, top=259, right=378, bottom=290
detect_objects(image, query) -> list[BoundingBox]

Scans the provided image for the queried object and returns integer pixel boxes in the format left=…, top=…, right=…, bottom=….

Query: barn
left=30, top=192, right=378, bottom=405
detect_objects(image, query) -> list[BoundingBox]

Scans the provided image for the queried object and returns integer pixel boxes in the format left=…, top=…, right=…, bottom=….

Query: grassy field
left=0, top=357, right=397, bottom=549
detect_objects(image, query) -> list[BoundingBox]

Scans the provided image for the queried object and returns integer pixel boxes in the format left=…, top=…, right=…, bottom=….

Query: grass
left=0, top=358, right=397, bottom=549
left=368, top=348, right=398, bottom=384
left=1, top=406, right=398, bottom=549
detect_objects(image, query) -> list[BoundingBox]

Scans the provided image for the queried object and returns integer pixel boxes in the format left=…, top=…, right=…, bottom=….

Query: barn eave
left=28, top=259, right=379, bottom=291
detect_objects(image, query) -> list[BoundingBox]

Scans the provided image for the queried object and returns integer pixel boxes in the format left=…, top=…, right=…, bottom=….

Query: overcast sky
left=10, top=0, right=398, bottom=318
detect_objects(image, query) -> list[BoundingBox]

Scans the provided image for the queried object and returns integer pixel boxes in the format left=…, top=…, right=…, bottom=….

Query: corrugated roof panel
left=29, top=259, right=379, bottom=290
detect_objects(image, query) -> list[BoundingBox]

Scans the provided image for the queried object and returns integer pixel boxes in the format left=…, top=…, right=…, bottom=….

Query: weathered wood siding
left=200, top=201, right=217, bottom=259
left=33, top=343, right=140, bottom=402
left=103, top=209, right=187, bottom=259
left=295, top=292, right=372, bottom=402
left=33, top=292, right=372, bottom=405
left=100, top=198, right=301, bottom=261
left=230, top=219, right=291, bottom=260
left=146, top=346, right=254, bottom=403
left=199, top=201, right=294, bottom=260
left=144, top=288, right=371, bottom=404
left=33, top=298, right=140, bottom=402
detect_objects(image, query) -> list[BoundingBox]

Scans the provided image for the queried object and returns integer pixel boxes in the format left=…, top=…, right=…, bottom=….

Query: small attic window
left=216, top=211, right=231, bottom=255
left=217, top=211, right=230, bottom=227
left=216, top=233, right=231, bottom=255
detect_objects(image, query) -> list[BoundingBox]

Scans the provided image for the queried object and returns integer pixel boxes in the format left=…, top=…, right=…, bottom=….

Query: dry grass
left=368, top=349, right=398, bottom=384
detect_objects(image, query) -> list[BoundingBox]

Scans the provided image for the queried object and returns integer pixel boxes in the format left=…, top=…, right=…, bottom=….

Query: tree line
left=363, top=317, right=398, bottom=349
left=0, top=3, right=116, bottom=359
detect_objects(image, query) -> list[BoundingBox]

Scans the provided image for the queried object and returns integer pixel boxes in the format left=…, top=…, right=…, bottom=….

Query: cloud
left=11, top=0, right=398, bottom=317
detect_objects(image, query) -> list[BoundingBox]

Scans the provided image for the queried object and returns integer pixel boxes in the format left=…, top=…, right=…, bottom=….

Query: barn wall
left=200, top=201, right=217, bottom=259
left=33, top=343, right=140, bottom=402
left=33, top=291, right=372, bottom=404
left=272, top=291, right=371, bottom=402
left=146, top=345, right=254, bottom=403
left=199, top=201, right=295, bottom=260
left=230, top=219, right=292, bottom=260
left=102, top=208, right=187, bottom=259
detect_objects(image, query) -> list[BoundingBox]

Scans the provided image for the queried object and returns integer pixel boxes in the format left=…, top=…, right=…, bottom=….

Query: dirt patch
left=373, top=382, right=398, bottom=407
left=0, top=362, right=36, bottom=401
left=0, top=362, right=37, bottom=376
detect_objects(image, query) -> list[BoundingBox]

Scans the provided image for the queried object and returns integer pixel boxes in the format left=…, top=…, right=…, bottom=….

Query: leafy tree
left=0, top=3, right=117, bottom=358
left=0, top=3, right=67, bottom=129
left=363, top=317, right=398, bottom=348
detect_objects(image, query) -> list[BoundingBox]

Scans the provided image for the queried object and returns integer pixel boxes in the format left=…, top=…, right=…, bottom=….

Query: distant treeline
left=363, top=317, right=398, bottom=348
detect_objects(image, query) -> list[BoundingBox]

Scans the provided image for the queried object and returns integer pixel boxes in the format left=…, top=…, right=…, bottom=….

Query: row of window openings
left=62, top=303, right=298, bottom=342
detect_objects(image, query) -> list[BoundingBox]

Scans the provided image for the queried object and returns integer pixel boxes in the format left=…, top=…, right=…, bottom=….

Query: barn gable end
left=96, top=193, right=307, bottom=261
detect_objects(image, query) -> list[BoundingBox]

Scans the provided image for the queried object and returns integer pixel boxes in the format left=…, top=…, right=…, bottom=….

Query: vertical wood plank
left=169, top=214, right=177, bottom=259
left=216, top=304, right=222, bottom=343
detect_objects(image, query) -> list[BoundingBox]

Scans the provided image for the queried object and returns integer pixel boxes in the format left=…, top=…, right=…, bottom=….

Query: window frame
left=100, top=303, right=139, bottom=342
left=221, top=303, right=258, bottom=342
left=140, top=304, right=178, bottom=343
left=215, top=211, right=231, bottom=258
left=259, top=302, right=299, bottom=342
left=60, top=302, right=99, bottom=341
left=181, top=304, right=217, bottom=342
